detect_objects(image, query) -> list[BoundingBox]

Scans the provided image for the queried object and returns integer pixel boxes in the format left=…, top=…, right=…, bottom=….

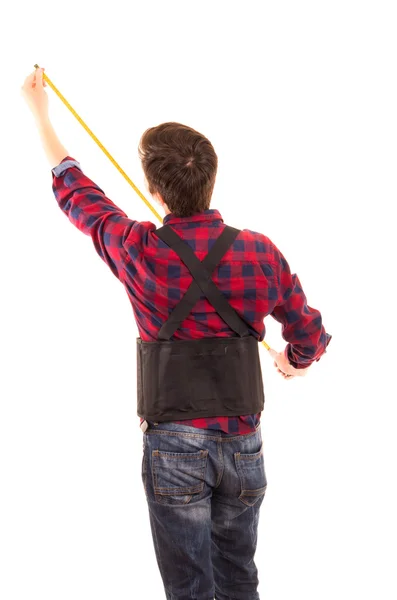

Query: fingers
left=34, top=67, right=44, bottom=89
left=278, top=369, right=294, bottom=379
left=23, top=68, right=46, bottom=92
left=273, top=361, right=294, bottom=379
left=268, top=347, right=294, bottom=379
left=279, top=369, right=294, bottom=379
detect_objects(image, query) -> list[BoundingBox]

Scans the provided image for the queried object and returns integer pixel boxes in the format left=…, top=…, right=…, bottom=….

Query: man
left=22, top=67, right=332, bottom=600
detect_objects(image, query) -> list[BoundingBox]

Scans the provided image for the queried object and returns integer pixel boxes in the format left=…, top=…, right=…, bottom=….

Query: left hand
left=21, top=67, right=48, bottom=122
left=268, top=347, right=310, bottom=380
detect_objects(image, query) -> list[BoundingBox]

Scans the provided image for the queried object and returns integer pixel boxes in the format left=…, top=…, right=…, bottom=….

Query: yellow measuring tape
left=34, top=64, right=271, bottom=352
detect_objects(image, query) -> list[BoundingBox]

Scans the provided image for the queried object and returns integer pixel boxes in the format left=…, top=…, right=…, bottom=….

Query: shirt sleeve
left=51, top=155, right=154, bottom=282
left=269, top=243, right=332, bottom=369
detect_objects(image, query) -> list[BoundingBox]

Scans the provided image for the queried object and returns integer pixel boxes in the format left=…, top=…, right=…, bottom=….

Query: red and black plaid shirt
left=52, top=156, right=332, bottom=435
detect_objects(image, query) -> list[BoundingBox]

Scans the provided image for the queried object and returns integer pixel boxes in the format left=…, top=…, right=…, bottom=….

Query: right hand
left=21, top=67, right=49, bottom=123
left=268, top=347, right=310, bottom=379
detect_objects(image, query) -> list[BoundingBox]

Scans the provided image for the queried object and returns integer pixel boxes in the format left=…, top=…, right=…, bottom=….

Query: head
left=138, top=122, right=218, bottom=218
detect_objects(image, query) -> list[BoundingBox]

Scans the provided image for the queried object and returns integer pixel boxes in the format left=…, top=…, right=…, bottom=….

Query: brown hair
left=138, top=122, right=218, bottom=218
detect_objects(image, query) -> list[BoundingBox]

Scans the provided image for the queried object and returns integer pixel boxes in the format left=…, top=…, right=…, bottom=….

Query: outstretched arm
left=21, top=66, right=154, bottom=282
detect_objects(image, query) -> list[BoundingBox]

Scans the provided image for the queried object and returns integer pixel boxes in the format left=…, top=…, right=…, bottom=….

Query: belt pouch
left=136, top=336, right=264, bottom=422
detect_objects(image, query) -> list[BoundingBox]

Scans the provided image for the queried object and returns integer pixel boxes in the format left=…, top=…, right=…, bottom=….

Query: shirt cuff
left=52, top=158, right=82, bottom=178
left=285, top=345, right=299, bottom=369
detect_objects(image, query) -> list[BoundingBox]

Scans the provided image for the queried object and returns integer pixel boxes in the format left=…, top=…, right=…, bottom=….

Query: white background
left=1, top=1, right=396, bottom=598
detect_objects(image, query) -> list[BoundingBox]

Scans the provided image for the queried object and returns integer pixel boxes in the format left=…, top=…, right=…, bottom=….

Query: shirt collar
left=162, top=209, right=223, bottom=226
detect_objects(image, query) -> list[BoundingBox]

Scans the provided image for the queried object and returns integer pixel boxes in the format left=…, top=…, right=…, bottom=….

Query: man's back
left=124, top=209, right=278, bottom=343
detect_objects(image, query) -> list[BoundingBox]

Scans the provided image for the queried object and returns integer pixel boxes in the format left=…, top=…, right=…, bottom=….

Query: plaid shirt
left=52, top=156, right=332, bottom=435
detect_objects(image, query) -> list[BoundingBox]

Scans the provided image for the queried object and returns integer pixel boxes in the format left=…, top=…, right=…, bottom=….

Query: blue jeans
left=141, top=420, right=267, bottom=600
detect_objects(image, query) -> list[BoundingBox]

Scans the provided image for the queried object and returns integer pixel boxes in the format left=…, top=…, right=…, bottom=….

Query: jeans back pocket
left=152, top=449, right=209, bottom=506
left=234, top=443, right=267, bottom=507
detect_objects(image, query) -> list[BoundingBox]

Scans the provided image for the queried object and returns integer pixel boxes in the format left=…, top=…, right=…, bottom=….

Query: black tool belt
left=136, top=224, right=265, bottom=422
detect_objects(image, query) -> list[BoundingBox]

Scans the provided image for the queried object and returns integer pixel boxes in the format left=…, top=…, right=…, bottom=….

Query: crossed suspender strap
left=155, top=224, right=251, bottom=341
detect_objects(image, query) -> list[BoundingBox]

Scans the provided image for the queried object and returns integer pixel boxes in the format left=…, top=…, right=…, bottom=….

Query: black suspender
left=155, top=224, right=251, bottom=341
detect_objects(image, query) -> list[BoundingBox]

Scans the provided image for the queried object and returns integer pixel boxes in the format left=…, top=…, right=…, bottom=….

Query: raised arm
left=21, top=66, right=156, bottom=282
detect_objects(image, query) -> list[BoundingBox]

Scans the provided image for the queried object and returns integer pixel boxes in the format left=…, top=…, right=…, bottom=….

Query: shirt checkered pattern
left=51, top=156, right=332, bottom=434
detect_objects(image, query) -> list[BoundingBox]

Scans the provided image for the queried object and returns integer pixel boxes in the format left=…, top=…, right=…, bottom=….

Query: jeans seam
left=145, top=429, right=259, bottom=443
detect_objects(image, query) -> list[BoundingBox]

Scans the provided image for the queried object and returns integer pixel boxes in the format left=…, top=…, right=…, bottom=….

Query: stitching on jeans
left=214, top=442, right=224, bottom=489
left=145, top=429, right=259, bottom=443
left=152, top=449, right=209, bottom=459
